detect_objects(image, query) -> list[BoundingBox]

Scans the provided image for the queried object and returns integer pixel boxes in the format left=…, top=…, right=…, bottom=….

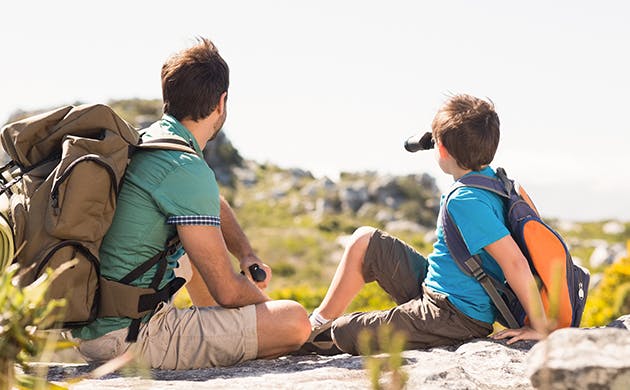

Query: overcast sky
left=1, top=0, right=628, bottom=221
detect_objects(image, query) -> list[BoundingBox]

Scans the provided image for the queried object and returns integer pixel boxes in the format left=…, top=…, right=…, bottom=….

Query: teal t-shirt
left=424, top=166, right=510, bottom=324
left=73, top=115, right=221, bottom=340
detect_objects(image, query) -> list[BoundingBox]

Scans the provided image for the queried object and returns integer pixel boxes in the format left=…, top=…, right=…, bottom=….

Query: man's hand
left=240, top=255, right=272, bottom=290
left=178, top=224, right=269, bottom=307
left=491, top=326, right=545, bottom=344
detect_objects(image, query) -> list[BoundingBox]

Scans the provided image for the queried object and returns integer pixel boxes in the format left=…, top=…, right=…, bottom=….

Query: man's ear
left=216, top=91, right=228, bottom=116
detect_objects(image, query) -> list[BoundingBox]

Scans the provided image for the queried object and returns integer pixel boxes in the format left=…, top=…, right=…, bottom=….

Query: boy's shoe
left=292, top=315, right=343, bottom=356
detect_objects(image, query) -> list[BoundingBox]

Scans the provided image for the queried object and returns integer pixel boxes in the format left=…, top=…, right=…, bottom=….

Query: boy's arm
left=484, top=235, right=548, bottom=344
left=177, top=224, right=270, bottom=307
left=219, top=196, right=272, bottom=289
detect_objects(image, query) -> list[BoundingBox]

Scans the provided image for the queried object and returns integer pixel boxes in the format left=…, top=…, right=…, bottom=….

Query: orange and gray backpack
left=442, top=167, right=590, bottom=329
left=0, top=104, right=195, bottom=340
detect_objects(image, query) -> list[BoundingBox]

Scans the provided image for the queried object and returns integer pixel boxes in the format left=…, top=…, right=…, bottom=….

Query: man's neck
left=180, top=117, right=213, bottom=148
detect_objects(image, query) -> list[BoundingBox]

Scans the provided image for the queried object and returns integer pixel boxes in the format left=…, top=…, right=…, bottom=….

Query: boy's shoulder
left=446, top=167, right=502, bottom=206
left=445, top=180, right=506, bottom=227
left=447, top=184, right=502, bottom=210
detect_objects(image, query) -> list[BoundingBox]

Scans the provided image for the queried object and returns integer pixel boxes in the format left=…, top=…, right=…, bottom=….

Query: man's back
left=73, top=114, right=221, bottom=340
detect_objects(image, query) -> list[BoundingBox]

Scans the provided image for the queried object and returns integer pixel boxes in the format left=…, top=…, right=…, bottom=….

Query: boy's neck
left=452, top=164, right=489, bottom=181
left=451, top=167, right=472, bottom=181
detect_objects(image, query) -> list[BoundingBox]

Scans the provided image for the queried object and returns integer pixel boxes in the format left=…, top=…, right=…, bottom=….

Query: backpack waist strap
left=98, top=276, right=186, bottom=319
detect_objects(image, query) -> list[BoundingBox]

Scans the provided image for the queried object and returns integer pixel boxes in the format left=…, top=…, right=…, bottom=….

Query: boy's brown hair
left=161, top=37, right=229, bottom=121
left=432, top=94, right=500, bottom=171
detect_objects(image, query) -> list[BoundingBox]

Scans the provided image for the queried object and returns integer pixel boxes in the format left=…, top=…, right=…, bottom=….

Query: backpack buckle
left=464, top=257, right=487, bottom=281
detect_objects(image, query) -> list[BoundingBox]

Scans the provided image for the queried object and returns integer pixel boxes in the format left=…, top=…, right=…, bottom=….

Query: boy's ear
left=438, top=142, right=450, bottom=159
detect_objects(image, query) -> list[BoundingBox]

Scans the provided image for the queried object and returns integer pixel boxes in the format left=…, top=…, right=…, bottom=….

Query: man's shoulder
left=130, top=143, right=210, bottom=179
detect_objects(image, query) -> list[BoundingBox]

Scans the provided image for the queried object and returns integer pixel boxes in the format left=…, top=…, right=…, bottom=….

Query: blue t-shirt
left=424, top=166, right=510, bottom=323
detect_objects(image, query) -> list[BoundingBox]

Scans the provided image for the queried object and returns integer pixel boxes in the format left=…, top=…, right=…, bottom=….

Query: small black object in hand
left=241, top=264, right=267, bottom=282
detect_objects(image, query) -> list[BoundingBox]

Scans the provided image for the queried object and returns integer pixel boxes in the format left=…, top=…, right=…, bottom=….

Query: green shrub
left=269, top=284, right=327, bottom=311
left=272, top=262, right=297, bottom=277
left=581, top=242, right=630, bottom=327
left=347, top=282, right=396, bottom=313
left=359, top=324, right=408, bottom=390
left=268, top=282, right=395, bottom=313
left=0, top=263, right=70, bottom=388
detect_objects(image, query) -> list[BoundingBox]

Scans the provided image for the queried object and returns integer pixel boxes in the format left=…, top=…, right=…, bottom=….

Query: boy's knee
left=347, top=226, right=377, bottom=253
left=352, top=226, right=376, bottom=242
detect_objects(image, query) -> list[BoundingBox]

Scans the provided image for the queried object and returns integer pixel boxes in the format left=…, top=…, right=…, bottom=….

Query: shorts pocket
left=78, top=329, right=127, bottom=362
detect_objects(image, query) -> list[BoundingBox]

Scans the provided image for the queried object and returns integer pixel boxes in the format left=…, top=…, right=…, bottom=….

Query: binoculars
left=404, top=131, right=434, bottom=152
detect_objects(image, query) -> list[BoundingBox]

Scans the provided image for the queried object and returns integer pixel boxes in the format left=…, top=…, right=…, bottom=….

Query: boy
left=304, top=94, right=546, bottom=355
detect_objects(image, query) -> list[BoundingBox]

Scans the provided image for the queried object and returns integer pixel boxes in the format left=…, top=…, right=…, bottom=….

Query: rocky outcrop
left=203, top=132, right=244, bottom=187
left=528, top=315, right=630, bottom=390
left=41, top=316, right=630, bottom=389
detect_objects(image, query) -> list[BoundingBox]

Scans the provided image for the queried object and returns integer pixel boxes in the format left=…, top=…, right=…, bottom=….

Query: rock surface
left=40, top=316, right=630, bottom=389
left=45, top=339, right=536, bottom=389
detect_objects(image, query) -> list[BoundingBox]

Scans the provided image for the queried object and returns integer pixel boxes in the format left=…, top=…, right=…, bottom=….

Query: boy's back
left=424, top=166, right=509, bottom=323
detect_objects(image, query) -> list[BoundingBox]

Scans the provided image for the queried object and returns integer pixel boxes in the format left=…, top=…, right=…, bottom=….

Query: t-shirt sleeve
left=151, top=162, right=221, bottom=226
left=446, top=188, right=509, bottom=255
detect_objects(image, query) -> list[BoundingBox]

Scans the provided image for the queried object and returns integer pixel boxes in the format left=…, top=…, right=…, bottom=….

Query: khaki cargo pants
left=75, top=256, right=258, bottom=369
left=75, top=301, right=258, bottom=369
left=331, top=229, right=493, bottom=355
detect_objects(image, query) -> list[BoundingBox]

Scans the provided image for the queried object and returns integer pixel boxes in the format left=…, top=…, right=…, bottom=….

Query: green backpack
left=0, top=104, right=194, bottom=340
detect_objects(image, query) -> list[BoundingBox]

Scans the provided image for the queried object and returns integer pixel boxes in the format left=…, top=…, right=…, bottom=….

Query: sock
left=310, top=309, right=330, bottom=328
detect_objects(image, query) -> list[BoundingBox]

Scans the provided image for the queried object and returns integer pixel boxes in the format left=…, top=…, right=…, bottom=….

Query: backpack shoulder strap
left=136, top=135, right=197, bottom=155
left=456, top=173, right=510, bottom=199
left=441, top=169, right=511, bottom=268
left=441, top=169, right=520, bottom=328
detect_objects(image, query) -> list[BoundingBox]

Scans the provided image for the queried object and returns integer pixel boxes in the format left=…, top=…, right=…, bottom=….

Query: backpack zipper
left=50, top=154, right=117, bottom=211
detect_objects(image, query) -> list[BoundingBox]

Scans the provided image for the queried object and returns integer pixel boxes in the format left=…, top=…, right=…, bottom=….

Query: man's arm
left=177, top=223, right=269, bottom=307
left=219, top=196, right=272, bottom=288
left=485, top=235, right=548, bottom=343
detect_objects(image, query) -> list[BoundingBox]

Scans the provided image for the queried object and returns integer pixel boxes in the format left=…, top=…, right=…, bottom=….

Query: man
left=72, top=37, right=310, bottom=369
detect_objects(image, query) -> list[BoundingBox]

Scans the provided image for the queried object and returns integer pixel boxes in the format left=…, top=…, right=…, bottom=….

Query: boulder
left=527, top=320, right=630, bottom=389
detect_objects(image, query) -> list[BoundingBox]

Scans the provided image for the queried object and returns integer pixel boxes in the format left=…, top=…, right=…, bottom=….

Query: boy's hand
left=491, top=326, right=544, bottom=344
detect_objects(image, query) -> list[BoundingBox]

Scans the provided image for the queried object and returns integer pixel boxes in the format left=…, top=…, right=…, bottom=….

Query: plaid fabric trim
left=166, top=215, right=221, bottom=226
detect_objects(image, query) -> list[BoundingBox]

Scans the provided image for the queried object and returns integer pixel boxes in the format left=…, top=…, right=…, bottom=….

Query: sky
left=1, top=0, right=629, bottom=221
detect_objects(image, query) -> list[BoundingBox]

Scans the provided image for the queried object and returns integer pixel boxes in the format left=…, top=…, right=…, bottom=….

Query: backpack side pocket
left=45, top=132, right=128, bottom=242
left=34, top=241, right=100, bottom=327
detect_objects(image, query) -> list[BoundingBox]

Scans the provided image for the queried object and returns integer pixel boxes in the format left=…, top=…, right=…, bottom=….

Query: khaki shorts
left=76, top=301, right=258, bottom=369
left=331, top=229, right=493, bottom=355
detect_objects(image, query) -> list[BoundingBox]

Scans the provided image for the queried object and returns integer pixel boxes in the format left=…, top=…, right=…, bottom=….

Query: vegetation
left=0, top=263, right=71, bottom=389
left=359, top=325, right=408, bottom=390
left=269, top=282, right=396, bottom=313
left=582, top=241, right=630, bottom=327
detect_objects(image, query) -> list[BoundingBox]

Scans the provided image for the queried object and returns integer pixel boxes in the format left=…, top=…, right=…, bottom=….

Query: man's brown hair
left=161, top=37, right=229, bottom=121
left=432, top=94, right=500, bottom=171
